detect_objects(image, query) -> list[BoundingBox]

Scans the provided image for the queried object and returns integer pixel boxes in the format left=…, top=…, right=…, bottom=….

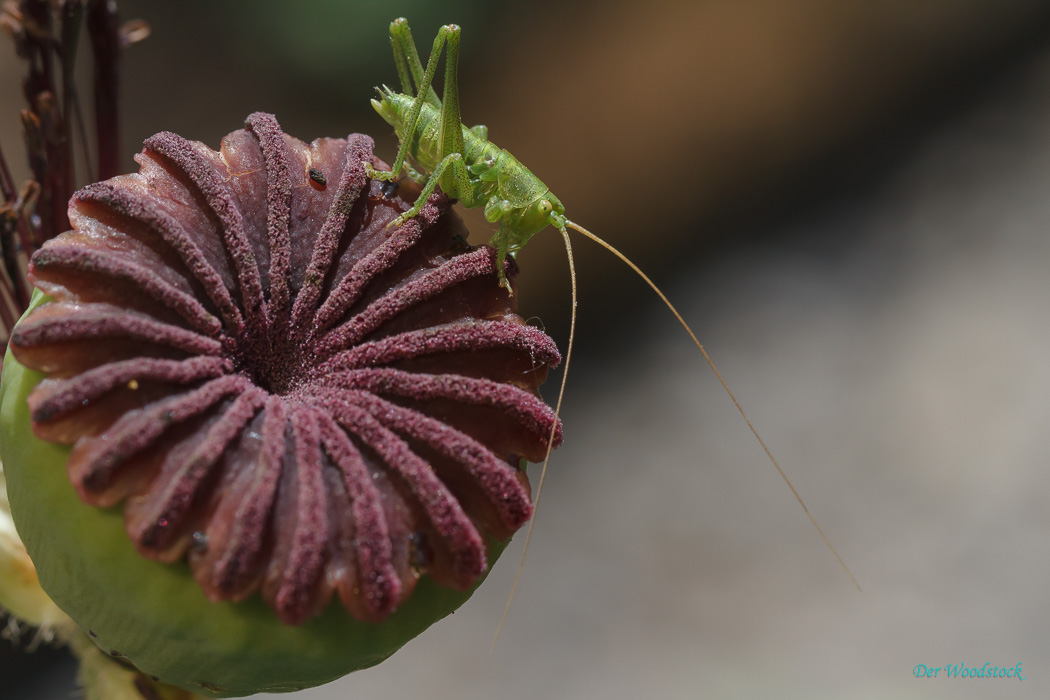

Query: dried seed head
left=1, top=112, right=562, bottom=695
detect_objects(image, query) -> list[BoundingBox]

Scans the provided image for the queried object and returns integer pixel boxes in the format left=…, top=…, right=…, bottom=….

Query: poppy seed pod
left=0, top=112, right=562, bottom=696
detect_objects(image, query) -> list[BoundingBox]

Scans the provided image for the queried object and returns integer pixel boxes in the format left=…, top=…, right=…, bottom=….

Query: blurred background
left=4, top=0, right=1050, bottom=697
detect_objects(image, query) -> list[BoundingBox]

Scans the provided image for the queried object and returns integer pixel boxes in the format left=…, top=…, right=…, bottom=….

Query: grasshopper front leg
left=484, top=196, right=516, bottom=293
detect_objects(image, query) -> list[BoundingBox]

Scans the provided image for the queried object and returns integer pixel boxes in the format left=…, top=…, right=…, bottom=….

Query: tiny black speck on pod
left=0, top=112, right=562, bottom=697
left=308, top=168, right=328, bottom=189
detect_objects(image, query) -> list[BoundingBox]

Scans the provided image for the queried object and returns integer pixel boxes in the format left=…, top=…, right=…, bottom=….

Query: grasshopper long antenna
left=492, top=225, right=577, bottom=650
left=564, top=219, right=860, bottom=593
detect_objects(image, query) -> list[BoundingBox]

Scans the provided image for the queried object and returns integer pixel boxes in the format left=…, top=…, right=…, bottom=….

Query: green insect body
left=366, top=20, right=567, bottom=292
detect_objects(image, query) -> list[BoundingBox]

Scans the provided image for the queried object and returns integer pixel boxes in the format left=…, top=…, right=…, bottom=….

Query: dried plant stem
left=0, top=144, right=31, bottom=312
left=87, top=0, right=121, bottom=180
left=59, top=1, right=86, bottom=187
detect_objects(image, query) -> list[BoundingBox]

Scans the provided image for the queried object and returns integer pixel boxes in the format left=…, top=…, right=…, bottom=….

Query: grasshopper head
left=505, top=193, right=566, bottom=254
left=544, top=193, right=567, bottom=229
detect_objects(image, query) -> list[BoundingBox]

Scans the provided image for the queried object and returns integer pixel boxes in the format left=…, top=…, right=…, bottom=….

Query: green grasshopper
left=366, top=19, right=565, bottom=295
left=365, top=19, right=859, bottom=626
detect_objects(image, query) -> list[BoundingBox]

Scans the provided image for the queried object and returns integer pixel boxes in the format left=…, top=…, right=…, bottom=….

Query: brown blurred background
left=4, top=1, right=1050, bottom=698
left=3, top=0, right=1048, bottom=326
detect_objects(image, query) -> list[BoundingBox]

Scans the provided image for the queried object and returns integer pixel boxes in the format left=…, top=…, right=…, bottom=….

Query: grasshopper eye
left=539, top=199, right=552, bottom=214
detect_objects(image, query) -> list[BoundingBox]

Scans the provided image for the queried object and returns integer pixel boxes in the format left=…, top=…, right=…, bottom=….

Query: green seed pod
left=0, top=114, right=561, bottom=696
left=0, top=455, right=77, bottom=642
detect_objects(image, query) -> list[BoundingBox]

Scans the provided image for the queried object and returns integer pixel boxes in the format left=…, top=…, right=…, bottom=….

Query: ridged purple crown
left=9, top=112, right=562, bottom=625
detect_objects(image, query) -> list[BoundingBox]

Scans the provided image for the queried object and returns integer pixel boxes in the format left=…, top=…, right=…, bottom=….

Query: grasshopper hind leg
left=388, top=18, right=441, bottom=108
left=373, top=23, right=479, bottom=240
left=368, top=23, right=460, bottom=187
